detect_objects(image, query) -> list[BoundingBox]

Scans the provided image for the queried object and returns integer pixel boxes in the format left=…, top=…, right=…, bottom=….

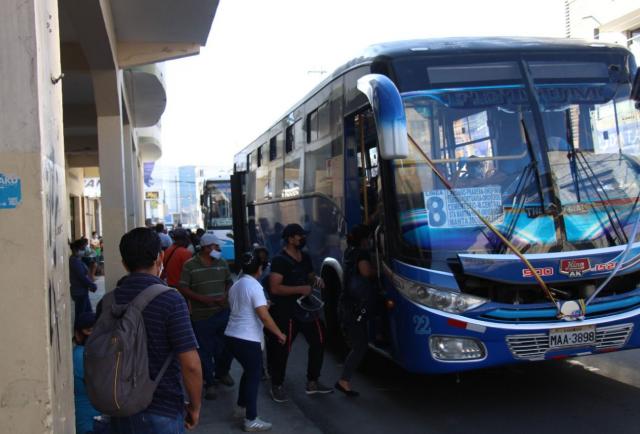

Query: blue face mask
left=210, top=249, right=222, bottom=260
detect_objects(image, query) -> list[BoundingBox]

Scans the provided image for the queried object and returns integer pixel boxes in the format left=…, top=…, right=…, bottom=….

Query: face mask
left=158, top=263, right=164, bottom=277
left=210, top=249, right=222, bottom=260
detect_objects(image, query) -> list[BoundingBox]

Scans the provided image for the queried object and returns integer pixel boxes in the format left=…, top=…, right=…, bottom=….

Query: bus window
left=256, top=143, right=270, bottom=200
left=272, top=132, right=284, bottom=198
left=284, top=120, right=302, bottom=197
left=285, top=124, right=294, bottom=153
left=307, top=109, right=318, bottom=143
left=318, top=102, right=330, bottom=139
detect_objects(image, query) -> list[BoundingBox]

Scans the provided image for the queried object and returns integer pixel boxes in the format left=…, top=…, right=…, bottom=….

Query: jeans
left=192, top=309, right=233, bottom=386
left=225, top=336, right=262, bottom=420
left=110, top=411, right=184, bottom=434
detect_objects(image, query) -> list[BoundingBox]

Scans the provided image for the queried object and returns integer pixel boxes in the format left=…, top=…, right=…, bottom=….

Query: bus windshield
left=203, top=180, right=233, bottom=229
left=394, top=60, right=640, bottom=259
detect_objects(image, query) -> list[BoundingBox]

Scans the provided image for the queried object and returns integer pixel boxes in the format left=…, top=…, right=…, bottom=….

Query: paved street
left=192, top=338, right=640, bottom=434
left=90, top=278, right=640, bottom=433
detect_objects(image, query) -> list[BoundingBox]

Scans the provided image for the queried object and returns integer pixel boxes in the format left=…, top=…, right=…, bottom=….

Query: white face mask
left=210, top=249, right=222, bottom=260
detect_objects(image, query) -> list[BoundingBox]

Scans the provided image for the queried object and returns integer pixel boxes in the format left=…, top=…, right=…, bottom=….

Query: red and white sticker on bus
left=522, top=267, right=554, bottom=278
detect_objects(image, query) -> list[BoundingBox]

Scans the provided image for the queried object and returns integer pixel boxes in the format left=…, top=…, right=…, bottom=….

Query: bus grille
left=506, top=323, right=634, bottom=361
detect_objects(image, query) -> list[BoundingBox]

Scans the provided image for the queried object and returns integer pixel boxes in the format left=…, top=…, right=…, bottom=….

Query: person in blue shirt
left=73, top=312, right=101, bottom=434
left=69, top=238, right=98, bottom=317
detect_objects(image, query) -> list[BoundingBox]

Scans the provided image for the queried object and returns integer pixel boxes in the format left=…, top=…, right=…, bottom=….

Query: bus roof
left=234, top=37, right=630, bottom=165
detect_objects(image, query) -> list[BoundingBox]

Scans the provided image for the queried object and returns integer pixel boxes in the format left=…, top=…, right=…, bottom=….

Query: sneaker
left=270, top=385, right=288, bottom=403
left=204, top=385, right=217, bottom=400
left=305, top=380, right=334, bottom=395
left=232, top=405, right=246, bottom=419
left=215, top=373, right=235, bottom=387
left=244, top=416, right=272, bottom=432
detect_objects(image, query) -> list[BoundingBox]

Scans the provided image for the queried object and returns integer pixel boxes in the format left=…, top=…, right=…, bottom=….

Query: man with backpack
left=266, top=223, right=333, bottom=403
left=85, top=227, right=202, bottom=433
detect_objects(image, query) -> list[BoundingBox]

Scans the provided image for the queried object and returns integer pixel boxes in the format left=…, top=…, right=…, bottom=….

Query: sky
left=158, top=0, right=567, bottom=169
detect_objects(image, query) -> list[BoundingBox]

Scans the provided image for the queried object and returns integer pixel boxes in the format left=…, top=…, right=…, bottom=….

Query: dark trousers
left=72, top=293, right=92, bottom=317
left=225, top=336, right=262, bottom=420
left=340, top=320, right=368, bottom=382
left=192, top=309, right=233, bottom=386
left=265, top=310, right=325, bottom=386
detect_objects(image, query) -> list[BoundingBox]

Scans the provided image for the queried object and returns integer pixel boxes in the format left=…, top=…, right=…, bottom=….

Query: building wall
left=0, top=0, right=74, bottom=432
left=566, top=0, right=640, bottom=55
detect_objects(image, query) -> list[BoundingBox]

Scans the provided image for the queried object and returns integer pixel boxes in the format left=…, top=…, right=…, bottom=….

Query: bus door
left=231, top=172, right=248, bottom=263
left=347, top=110, right=392, bottom=347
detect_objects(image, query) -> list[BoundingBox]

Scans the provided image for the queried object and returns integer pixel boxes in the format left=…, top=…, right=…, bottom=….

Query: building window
left=257, top=144, right=263, bottom=167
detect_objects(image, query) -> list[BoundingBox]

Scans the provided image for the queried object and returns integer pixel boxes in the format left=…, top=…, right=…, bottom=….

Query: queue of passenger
left=70, top=221, right=375, bottom=433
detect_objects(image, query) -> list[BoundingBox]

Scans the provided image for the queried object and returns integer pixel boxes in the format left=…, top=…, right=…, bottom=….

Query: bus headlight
left=430, top=336, right=486, bottom=361
left=392, top=272, right=487, bottom=313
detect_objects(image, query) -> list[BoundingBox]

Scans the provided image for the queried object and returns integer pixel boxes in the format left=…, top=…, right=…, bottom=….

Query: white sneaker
left=244, top=416, right=272, bottom=432
left=232, top=406, right=246, bottom=419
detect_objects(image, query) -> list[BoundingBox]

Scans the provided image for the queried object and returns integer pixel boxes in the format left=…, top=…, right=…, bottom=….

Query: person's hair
left=69, top=238, right=87, bottom=252
left=119, top=227, right=162, bottom=271
left=196, top=228, right=205, bottom=236
left=254, top=246, right=269, bottom=261
left=241, top=250, right=262, bottom=275
left=347, top=224, right=371, bottom=247
left=154, top=223, right=165, bottom=233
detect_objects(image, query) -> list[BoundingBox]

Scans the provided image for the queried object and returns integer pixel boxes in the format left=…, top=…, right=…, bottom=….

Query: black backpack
left=84, top=284, right=173, bottom=417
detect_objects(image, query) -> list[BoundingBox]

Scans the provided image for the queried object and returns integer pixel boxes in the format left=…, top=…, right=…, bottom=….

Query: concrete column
left=0, top=0, right=74, bottom=432
left=123, top=124, right=137, bottom=230
left=137, top=157, right=146, bottom=226
left=94, top=70, right=128, bottom=290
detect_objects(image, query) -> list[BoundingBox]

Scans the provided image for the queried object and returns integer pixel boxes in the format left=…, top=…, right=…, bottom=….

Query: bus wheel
left=322, top=268, right=347, bottom=354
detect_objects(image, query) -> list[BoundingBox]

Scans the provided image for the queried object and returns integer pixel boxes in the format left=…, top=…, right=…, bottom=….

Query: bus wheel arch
left=321, top=258, right=345, bottom=350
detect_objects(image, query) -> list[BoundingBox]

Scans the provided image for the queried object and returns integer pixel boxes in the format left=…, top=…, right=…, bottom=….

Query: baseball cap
left=200, top=232, right=221, bottom=247
left=281, top=223, right=309, bottom=240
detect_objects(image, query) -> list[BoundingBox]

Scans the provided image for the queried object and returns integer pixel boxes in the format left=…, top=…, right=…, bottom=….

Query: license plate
left=549, top=325, right=596, bottom=349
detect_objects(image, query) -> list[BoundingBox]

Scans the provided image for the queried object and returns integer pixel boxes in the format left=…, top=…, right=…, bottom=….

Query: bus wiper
left=520, top=117, right=546, bottom=215
left=572, top=150, right=628, bottom=244
left=499, top=162, right=534, bottom=253
left=407, top=133, right=561, bottom=309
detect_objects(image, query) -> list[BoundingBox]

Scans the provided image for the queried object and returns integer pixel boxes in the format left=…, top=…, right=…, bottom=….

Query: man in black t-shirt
left=266, top=223, right=333, bottom=402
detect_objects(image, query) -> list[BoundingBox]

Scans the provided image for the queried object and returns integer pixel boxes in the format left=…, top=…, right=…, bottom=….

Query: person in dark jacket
left=336, top=224, right=376, bottom=397
left=69, top=238, right=97, bottom=317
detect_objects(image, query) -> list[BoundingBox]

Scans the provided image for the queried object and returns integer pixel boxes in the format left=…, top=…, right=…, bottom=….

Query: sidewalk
left=193, top=364, right=322, bottom=434
left=89, top=277, right=321, bottom=433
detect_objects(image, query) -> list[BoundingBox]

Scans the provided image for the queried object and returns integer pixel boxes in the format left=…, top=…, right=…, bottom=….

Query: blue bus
left=201, top=176, right=235, bottom=265
left=232, top=37, right=640, bottom=374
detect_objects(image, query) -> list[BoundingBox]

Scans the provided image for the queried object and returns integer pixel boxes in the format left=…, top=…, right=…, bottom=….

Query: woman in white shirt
left=225, top=251, right=286, bottom=432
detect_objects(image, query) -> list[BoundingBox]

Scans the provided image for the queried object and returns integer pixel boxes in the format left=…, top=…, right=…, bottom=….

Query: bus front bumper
left=387, top=292, right=640, bottom=374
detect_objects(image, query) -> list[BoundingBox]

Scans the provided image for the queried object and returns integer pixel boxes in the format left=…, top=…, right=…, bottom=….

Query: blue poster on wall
left=0, top=173, right=22, bottom=209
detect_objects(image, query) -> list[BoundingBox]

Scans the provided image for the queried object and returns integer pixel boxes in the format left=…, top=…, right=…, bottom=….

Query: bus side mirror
left=632, top=67, right=640, bottom=107
left=357, top=74, right=409, bottom=160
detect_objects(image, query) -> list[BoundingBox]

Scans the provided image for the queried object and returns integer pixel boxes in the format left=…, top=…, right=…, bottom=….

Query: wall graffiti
left=43, top=153, right=69, bottom=415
